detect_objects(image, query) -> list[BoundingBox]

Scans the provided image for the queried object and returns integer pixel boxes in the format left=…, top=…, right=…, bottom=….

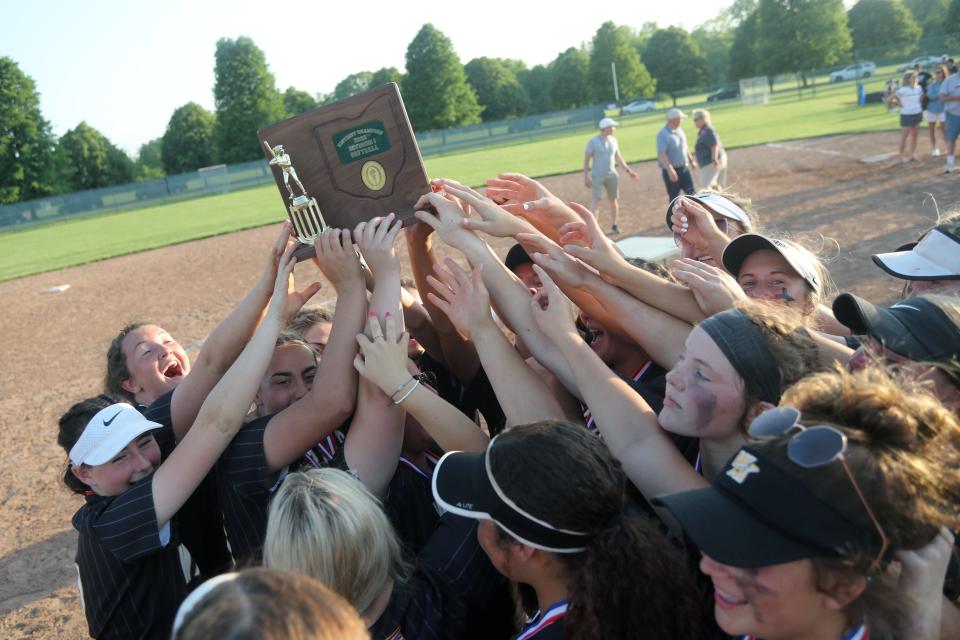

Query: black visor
left=432, top=439, right=590, bottom=553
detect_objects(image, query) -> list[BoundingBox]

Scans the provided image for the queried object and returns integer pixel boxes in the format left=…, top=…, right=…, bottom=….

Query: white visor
left=872, top=229, right=960, bottom=281
left=69, top=403, right=163, bottom=466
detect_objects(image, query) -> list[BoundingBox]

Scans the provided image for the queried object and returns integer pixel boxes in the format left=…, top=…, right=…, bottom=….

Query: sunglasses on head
left=748, top=406, right=889, bottom=572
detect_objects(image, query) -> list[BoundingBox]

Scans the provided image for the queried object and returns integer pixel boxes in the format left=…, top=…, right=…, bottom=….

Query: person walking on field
left=692, top=109, right=726, bottom=189
left=657, top=108, right=697, bottom=202
left=584, top=117, right=638, bottom=236
left=939, top=64, right=960, bottom=173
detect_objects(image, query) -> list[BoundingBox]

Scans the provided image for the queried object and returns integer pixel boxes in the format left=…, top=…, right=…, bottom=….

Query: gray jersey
left=941, top=74, right=960, bottom=116
left=656, top=125, right=688, bottom=169
left=585, top=135, right=619, bottom=176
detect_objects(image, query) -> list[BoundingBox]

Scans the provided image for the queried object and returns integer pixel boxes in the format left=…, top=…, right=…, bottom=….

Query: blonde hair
left=692, top=108, right=711, bottom=123
left=174, top=568, right=369, bottom=640
left=904, top=70, right=918, bottom=86
left=263, top=469, right=408, bottom=615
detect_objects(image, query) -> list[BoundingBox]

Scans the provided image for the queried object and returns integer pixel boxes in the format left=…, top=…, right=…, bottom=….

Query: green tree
left=134, top=138, right=164, bottom=180
left=333, top=71, right=373, bottom=101
left=755, top=0, right=852, bottom=85
left=945, top=0, right=960, bottom=40
left=0, top=57, right=56, bottom=204
left=161, top=102, right=217, bottom=174
left=550, top=47, right=591, bottom=109
left=848, top=0, right=921, bottom=55
left=692, top=20, right=734, bottom=83
left=369, top=66, right=404, bottom=88
left=632, top=22, right=660, bottom=56
left=517, top=65, right=554, bottom=114
left=904, top=0, right=949, bottom=36
left=730, top=11, right=759, bottom=80
left=403, top=24, right=482, bottom=130
left=55, top=121, right=133, bottom=191
left=589, top=21, right=656, bottom=103
left=464, top=57, right=529, bottom=120
left=643, top=27, right=709, bottom=101
left=283, top=87, right=317, bottom=117
left=213, top=36, right=284, bottom=164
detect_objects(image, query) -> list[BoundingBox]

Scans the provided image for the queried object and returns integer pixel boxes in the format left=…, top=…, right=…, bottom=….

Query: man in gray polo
left=939, top=64, right=960, bottom=173
left=656, top=108, right=696, bottom=201
left=584, top=117, right=638, bottom=235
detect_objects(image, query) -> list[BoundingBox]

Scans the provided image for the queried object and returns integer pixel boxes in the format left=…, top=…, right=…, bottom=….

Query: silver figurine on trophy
left=264, top=140, right=327, bottom=247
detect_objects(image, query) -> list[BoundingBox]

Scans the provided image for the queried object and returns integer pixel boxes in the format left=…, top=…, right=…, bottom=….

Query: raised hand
left=258, top=221, right=294, bottom=288
left=414, top=190, right=479, bottom=250
left=312, top=227, right=363, bottom=293
left=895, top=526, right=955, bottom=640
left=269, top=242, right=323, bottom=323
left=353, top=312, right=412, bottom=397
left=426, top=259, right=491, bottom=341
left=518, top=232, right=593, bottom=289
left=557, top=203, right=627, bottom=278
left=354, top=213, right=403, bottom=277
left=669, top=196, right=727, bottom=251
left=432, top=178, right=531, bottom=239
left=529, top=265, right=580, bottom=345
left=483, top=172, right=579, bottom=239
left=672, top=258, right=747, bottom=317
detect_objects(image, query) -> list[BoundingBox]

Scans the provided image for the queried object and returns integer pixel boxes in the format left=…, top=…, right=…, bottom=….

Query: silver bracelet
left=393, top=378, right=421, bottom=405
left=389, top=377, right=417, bottom=402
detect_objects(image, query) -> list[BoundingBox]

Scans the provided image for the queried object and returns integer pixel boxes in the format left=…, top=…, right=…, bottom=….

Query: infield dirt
left=1, top=131, right=956, bottom=638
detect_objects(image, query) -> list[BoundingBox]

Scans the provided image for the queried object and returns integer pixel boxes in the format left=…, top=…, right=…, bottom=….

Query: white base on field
left=860, top=152, right=898, bottom=164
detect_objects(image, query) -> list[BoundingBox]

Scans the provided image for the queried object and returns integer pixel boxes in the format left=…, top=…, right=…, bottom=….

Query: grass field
left=0, top=77, right=906, bottom=282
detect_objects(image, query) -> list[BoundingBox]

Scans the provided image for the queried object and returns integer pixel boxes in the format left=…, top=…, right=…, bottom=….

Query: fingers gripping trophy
left=264, top=141, right=327, bottom=246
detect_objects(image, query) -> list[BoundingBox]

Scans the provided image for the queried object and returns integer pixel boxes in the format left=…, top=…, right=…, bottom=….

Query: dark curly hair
left=489, top=421, right=707, bottom=639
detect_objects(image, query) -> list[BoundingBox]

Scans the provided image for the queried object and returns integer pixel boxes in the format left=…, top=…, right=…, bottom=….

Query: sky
left=5, top=0, right=752, bottom=156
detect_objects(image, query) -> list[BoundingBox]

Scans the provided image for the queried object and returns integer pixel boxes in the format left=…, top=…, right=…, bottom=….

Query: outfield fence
left=3, top=33, right=957, bottom=231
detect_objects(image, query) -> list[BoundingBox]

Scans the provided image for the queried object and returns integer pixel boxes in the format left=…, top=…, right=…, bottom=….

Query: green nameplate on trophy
left=258, top=83, right=429, bottom=260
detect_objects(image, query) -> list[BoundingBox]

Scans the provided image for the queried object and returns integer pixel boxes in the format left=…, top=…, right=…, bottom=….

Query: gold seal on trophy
left=264, top=140, right=327, bottom=246
left=360, top=160, right=387, bottom=191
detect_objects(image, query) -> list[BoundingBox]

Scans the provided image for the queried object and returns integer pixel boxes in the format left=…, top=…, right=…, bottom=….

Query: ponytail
left=561, top=514, right=707, bottom=639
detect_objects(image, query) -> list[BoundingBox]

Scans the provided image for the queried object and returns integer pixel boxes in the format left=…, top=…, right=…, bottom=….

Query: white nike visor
left=69, top=403, right=163, bottom=466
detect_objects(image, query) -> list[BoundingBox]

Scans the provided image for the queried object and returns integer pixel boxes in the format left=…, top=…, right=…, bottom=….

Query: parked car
left=622, top=99, right=656, bottom=114
left=707, top=86, right=740, bottom=102
left=897, top=55, right=948, bottom=72
left=829, top=62, right=877, bottom=82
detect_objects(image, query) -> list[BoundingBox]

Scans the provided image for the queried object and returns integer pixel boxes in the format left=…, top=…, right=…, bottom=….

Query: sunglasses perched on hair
left=673, top=216, right=729, bottom=247
left=748, top=406, right=889, bottom=572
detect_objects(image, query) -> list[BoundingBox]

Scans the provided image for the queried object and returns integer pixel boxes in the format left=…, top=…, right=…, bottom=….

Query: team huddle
left=58, top=169, right=960, bottom=639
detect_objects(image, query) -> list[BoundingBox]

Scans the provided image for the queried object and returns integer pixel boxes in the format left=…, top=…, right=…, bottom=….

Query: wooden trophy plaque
left=258, top=83, right=429, bottom=260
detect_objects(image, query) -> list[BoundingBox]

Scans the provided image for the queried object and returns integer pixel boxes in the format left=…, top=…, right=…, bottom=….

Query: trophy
left=259, top=83, right=429, bottom=260
left=263, top=141, right=327, bottom=260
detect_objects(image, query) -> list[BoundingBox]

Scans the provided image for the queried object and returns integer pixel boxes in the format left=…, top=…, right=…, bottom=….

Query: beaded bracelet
left=392, top=378, right=421, bottom=405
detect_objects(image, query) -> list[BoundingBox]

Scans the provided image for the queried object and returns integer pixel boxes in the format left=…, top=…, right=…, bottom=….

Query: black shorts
left=900, top=112, right=922, bottom=127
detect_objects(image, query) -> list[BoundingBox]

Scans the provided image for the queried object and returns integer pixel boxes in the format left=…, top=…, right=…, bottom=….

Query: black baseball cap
left=654, top=440, right=879, bottom=568
left=504, top=243, right=532, bottom=273
left=432, top=435, right=590, bottom=553
left=832, top=293, right=960, bottom=370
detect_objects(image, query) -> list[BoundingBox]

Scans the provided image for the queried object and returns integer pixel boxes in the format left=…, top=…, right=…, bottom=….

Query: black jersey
left=215, top=416, right=279, bottom=566
left=72, top=424, right=190, bottom=639
left=368, top=514, right=514, bottom=640
left=514, top=600, right=568, bottom=640
left=384, top=453, right=442, bottom=555
left=140, top=389, right=231, bottom=577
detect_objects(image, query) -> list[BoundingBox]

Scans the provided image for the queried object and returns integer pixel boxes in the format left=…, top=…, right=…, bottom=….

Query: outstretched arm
left=261, top=228, right=366, bottom=474
left=529, top=265, right=707, bottom=498
left=414, top=188, right=582, bottom=400
left=427, top=258, right=569, bottom=426
left=343, top=215, right=407, bottom=498
left=169, top=223, right=292, bottom=441
left=152, top=244, right=312, bottom=527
